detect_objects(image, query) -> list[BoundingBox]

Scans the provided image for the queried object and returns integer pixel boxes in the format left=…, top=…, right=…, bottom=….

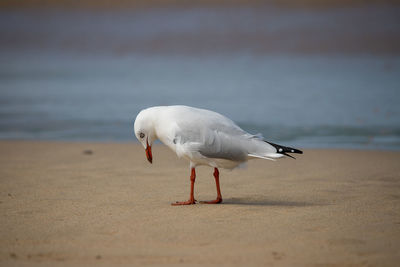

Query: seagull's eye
left=139, top=133, right=145, bottom=139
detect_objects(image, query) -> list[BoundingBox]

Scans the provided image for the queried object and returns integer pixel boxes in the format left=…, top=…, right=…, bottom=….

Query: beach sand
left=0, top=141, right=399, bottom=266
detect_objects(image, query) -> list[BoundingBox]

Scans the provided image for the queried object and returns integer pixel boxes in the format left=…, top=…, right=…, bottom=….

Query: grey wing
left=197, top=129, right=250, bottom=161
left=174, top=119, right=255, bottom=162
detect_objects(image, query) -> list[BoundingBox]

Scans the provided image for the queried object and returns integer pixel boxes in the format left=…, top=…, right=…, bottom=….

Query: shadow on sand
left=222, top=197, right=319, bottom=207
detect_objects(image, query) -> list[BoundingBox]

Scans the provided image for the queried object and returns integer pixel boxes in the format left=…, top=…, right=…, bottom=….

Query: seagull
left=134, top=105, right=302, bottom=205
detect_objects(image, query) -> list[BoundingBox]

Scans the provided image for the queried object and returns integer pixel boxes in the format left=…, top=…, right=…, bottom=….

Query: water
left=1, top=6, right=400, bottom=150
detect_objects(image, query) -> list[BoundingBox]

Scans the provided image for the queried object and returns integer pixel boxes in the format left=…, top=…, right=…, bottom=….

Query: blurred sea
left=1, top=6, right=400, bottom=150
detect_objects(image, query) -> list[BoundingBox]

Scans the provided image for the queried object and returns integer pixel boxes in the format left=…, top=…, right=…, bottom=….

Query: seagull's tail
left=265, top=141, right=303, bottom=159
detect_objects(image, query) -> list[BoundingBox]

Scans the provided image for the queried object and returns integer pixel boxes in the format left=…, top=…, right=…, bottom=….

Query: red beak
left=145, top=139, right=152, bottom=164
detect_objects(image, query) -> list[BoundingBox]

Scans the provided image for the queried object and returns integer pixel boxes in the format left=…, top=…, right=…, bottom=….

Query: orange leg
left=201, top=168, right=223, bottom=204
left=171, top=168, right=197, bottom=205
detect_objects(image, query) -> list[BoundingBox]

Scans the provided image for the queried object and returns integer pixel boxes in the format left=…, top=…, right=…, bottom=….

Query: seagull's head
left=134, top=109, right=156, bottom=164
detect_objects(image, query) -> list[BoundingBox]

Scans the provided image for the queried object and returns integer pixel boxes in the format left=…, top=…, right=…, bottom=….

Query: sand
left=0, top=141, right=399, bottom=266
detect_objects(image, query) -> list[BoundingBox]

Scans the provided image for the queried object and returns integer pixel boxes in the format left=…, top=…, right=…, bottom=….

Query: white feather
left=134, top=105, right=284, bottom=169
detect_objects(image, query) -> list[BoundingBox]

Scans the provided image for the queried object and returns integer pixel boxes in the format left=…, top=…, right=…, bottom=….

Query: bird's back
left=149, top=106, right=280, bottom=168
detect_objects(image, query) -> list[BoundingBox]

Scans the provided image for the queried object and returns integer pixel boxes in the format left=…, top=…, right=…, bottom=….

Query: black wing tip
left=283, top=152, right=296, bottom=159
left=291, top=148, right=303, bottom=154
left=265, top=141, right=303, bottom=158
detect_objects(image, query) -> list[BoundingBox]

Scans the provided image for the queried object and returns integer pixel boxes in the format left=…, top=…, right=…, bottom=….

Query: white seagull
left=134, top=105, right=303, bottom=205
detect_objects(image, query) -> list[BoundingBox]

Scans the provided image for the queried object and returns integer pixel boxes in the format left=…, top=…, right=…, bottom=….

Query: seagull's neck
left=147, top=108, right=165, bottom=144
left=150, top=109, right=175, bottom=149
